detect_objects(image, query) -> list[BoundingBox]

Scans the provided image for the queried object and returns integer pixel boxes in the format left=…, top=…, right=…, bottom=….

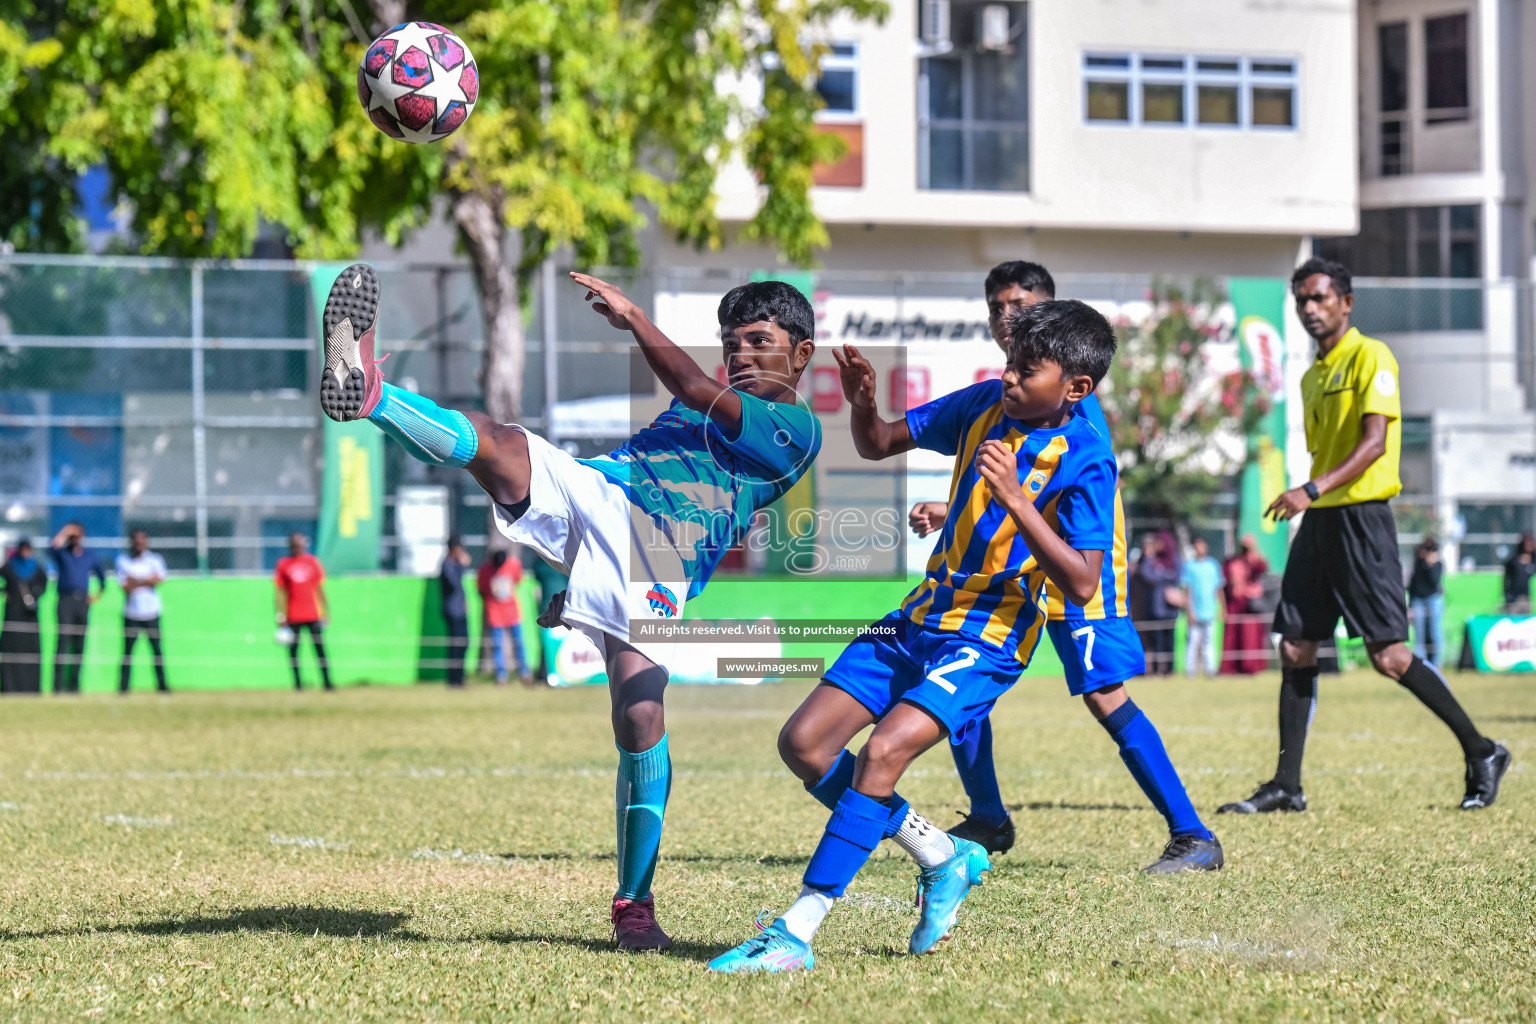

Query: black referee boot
left=1217, top=780, right=1306, bottom=815
left=947, top=811, right=1016, bottom=855
left=1460, top=742, right=1511, bottom=810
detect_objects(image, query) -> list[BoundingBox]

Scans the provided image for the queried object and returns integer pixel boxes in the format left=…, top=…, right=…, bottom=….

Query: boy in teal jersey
left=913, top=261, right=1221, bottom=873
left=316, top=265, right=819, bottom=950
left=710, top=300, right=1121, bottom=973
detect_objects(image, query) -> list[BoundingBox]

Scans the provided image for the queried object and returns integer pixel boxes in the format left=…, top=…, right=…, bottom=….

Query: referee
left=1219, top=258, right=1510, bottom=814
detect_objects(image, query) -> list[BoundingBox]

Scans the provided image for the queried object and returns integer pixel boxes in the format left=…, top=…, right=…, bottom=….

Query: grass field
left=0, top=672, right=1532, bottom=1023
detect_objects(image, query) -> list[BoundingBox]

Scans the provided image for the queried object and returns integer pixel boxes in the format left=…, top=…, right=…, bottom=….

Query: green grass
left=0, top=672, right=1532, bottom=1022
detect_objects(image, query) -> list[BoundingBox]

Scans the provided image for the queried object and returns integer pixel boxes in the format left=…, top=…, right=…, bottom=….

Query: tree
left=1097, top=280, right=1269, bottom=526
left=2, top=0, right=887, bottom=425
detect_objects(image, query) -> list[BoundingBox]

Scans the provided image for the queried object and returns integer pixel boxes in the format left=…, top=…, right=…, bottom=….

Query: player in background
left=317, top=264, right=820, bottom=950
left=910, top=261, right=1221, bottom=873
left=710, top=300, right=1120, bottom=973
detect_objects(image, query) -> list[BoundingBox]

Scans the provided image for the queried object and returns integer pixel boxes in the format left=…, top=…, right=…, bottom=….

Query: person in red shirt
left=478, top=549, right=528, bottom=685
left=274, top=533, right=332, bottom=690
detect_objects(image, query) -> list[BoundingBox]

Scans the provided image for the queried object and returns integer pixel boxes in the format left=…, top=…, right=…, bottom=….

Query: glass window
left=1142, top=82, right=1185, bottom=123
left=816, top=69, right=856, bottom=113
left=1197, top=59, right=1239, bottom=72
left=814, top=42, right=859, bottom=118
left=1378, top=22, right=1408, bottom=113
left=1252, top=87, right=1293, bottom=126
left=1142, top=56, right=1185, bottom=70
left=920, top=1, right=1030, bottom=191
left=1198, top=85, right=1240, bottom=124
left=1425, top=13, right=1469, bottom=121
left=1085, top=54, right=1130, bottom=68
left=1087, top=80, right=1130, bottom=122
left=1251, top=60, right=1295, bottom=74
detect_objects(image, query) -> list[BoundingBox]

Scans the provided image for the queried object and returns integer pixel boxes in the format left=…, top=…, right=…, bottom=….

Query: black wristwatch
left=1302, top=480, right=1320, bottom=501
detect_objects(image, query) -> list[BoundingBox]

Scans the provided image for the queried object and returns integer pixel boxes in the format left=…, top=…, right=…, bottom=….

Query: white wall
left=716, top=0, right=1359, bottom=237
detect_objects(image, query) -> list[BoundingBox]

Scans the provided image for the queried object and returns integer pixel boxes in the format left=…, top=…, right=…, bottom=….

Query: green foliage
left=1, top=0, right=887, bottom=267
left=1098, top=280, right=1269, bottom=523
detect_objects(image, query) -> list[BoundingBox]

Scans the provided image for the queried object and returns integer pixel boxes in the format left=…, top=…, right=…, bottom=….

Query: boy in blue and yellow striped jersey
left=913, top=261, right=1220, bottom=874
left=710, top=300, right=1147, bottom=974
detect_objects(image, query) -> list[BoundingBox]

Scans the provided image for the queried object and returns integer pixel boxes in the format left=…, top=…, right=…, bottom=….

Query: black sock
left=1396, top=656, right=1494, bottom=760
left=1273, top=667, right=1318, bottom=792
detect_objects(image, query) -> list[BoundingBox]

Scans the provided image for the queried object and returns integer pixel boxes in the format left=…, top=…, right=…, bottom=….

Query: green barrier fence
left=2, top=572, right=1506, bottom=693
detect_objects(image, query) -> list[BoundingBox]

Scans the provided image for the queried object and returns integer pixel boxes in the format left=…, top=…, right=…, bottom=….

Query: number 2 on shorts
left=1071, top=625, right=1096, bottom=671
left=926, top=647, right=980, bottom=694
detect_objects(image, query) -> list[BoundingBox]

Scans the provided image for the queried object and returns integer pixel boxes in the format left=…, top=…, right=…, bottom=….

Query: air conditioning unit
left=921, top=0, right=951, bottom=46
left=978, top=4, right=1012, bottom=52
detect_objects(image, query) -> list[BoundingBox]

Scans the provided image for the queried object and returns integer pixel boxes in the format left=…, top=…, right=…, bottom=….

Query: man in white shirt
left=116, top=530, right=168, bottom=693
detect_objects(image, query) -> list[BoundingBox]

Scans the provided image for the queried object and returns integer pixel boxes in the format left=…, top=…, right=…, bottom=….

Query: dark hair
left=447, top=535, right=463, bottom=550
left=1418, top=535, right=1439, bottom=555
left=716, top=281, right=815, bottom=345
left=1291, top=257, right=1352, bottom=297
left=490, top=549, right=508, bottom=569
left=1004, top=300, right=1117, bottom=385
left=985, top=260, right=1055, bottom=301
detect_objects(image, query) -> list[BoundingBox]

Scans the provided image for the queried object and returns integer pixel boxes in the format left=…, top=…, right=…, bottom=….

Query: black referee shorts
left=1272, top=500, right=1409, bottom=645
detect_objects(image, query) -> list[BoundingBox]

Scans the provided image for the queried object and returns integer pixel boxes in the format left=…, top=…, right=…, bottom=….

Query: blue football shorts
left=1046, top=615, right=1147, bottom=696
left=823, top=613, right=1032, bottom=744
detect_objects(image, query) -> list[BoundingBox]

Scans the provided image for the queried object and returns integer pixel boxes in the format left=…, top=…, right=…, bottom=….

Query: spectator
left=439, top=537, right=472, bottom=687
left=49, top=521, right=106, bottom=694
left=1135, top=533, right=1181, bottom=676
left=1407, top=535, right=1444, bottom=665
left=1180, top=537, right=1223, bottom=677
left=1221, top=534, right=1271, bottom=675
left=116, top=530, right=169, bottom=693
left=478, top=548, right=529, bottom=686
left=529, top=557, right=568, bottom=684
left=1, top=539, right=48, bottom=694
left=275, top=534, right=332, bottom=691
left=1502, top=532, right=1536, bottom=614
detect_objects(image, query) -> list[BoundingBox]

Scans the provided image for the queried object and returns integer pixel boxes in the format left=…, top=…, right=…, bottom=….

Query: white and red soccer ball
left=357, top=21, right=478, bottom=144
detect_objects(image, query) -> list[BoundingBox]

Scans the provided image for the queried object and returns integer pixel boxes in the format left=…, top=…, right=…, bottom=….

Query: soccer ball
left=357, top=21, right=479, bottom=144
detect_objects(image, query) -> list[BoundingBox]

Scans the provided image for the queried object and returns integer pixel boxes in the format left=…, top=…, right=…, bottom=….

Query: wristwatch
left=1302, top=481, right=1320, bottom=501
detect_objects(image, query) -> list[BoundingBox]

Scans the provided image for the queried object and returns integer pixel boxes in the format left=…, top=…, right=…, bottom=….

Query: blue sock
left=807, top=752, right=912, bottom=836
left=367, top=383, right=478, bottom=467
left=803, top=789, right=890, bottom=897
left=615, top=734, right=671, bottom=900
left=951, top=717, right=1008, bottom=825
left=807, top=750, right=856, bottom=810
left=1101, top=700, right=1213, bottom=841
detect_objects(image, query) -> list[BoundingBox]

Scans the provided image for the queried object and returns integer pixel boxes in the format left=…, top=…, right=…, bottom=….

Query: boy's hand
left=831, top=344, right=877, bottom=408
left=570, top=272, right=642, bottom=331
left=909, top=501, right=948, bottom=538
left=976, top=440, right=1027, bottom=509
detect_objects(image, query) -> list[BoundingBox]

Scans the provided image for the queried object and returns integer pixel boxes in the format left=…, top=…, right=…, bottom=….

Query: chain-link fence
left=3, top=255, right=1534, bottom=576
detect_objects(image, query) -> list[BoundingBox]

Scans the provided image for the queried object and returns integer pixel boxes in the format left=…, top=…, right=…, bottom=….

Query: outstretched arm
left=834, top=344, right=913, bottom=460
left=571, top=272, right=743, bottom=432
left=976, top=440, right=1104, bottom=605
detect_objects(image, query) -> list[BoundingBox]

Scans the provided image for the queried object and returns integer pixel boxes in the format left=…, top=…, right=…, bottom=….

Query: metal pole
left=190, top=263, right=209, bottom=573
left=543, top=257, right=559, bottom=448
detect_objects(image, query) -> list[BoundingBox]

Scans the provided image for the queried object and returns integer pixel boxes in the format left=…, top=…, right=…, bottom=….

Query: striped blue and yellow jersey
left=902, top=380, right=1118, bottom=664
left=1042, top=393, right=1130, bottom=623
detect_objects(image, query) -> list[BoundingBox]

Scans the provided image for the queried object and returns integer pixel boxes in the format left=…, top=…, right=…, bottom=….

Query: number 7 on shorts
left=1070, top=625, right=1096, bottom=671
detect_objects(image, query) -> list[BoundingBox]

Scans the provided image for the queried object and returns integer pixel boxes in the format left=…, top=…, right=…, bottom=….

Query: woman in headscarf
left=1, top=538, right=49, bottom=694
left=1221, top=534, right=1270, bottom=674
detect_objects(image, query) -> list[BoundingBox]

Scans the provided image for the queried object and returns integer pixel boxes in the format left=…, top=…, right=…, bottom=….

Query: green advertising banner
left=1461, top=615, right=1536, bottom=672
left=1230, top=277, right=1290, bottom=569
left=310, top=264, right=384, bottom=572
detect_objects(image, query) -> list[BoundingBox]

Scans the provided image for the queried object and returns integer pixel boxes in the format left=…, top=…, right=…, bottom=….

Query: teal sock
left=615, top=734, right=672, bottom=900
left=367, top=383, right=478, bottom=467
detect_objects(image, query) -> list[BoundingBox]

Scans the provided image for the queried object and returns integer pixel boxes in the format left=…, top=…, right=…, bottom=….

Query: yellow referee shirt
left=1301, top=327, right=1402, bottom=507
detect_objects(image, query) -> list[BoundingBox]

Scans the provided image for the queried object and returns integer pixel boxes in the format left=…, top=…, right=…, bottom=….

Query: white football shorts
left=490, top=425, right=688, bottom=671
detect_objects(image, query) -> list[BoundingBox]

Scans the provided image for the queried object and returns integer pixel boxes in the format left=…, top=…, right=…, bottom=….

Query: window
left=1377, top=22, right=1409, bottom=176
left=1083, top=53, right=1296, bottom=129
left=1424, top=13, right=1469, bottom=122
left=1315, top=204, right=1481, bottom=278
left=815, top=43, right=859, bottom=119
left=919, top=1, right=1029, bottom=192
